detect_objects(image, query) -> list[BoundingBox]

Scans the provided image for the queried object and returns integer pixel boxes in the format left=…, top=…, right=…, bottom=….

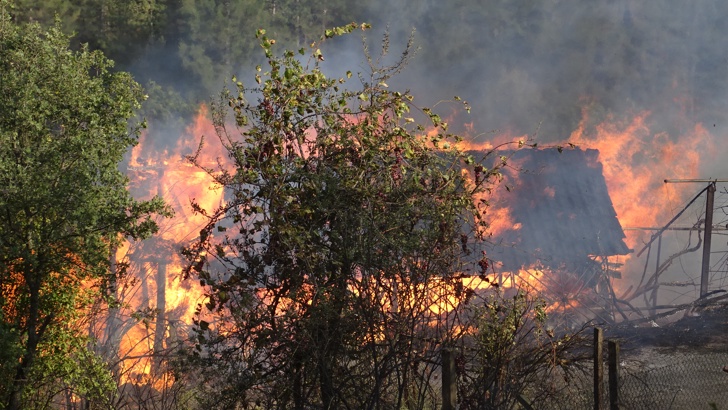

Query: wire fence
left=442, top=328, right=728, bottom=409
left=540, top=341, right=728, bottom=410
left=616, top=351, right=728, bottom=409
left=509, top=349, right=728, bottom=410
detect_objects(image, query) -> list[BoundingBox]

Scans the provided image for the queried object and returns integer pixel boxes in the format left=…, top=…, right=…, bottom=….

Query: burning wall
left=95, top=107, right=225, bottom=389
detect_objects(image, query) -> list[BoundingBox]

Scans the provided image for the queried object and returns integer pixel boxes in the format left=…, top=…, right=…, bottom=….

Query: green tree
left=73, top=0, right=167, bottom=66
left=0, top=4, right=169, bottom=408
left=265, top=0, right=367, bottom=47
left=7, top=0, right=168, bottom=68
left=458, top=291, right=588, bottom=409
left=177, top=0, right=266, bottom=94
left=7, top=0, right=79, bottom=28
left=177, top=0, right=368, bottom=98
left=181, top=25, right=502, bottom=408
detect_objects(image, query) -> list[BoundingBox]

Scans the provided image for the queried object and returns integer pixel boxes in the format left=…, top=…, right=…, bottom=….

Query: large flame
left=110, top=103, right=717, bottom=389
left=110, top=106, right=225, bottom=388
left=450, top=108, right=716, bottom=318
left=568, top=110, right=714, bottom=249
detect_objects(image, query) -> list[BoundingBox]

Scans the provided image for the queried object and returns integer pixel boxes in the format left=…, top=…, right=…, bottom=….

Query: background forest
left=11, top=0, right=728, bottom=145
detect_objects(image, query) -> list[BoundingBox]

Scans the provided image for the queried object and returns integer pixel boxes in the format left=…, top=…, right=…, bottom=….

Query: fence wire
left=538, top=349, right=728, bottom=410
left=617, top=351, right=728, bottom=410
left=415, top=340, right=728, bottom=409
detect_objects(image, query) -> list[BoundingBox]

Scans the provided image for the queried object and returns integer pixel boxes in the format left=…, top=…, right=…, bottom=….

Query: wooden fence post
left=594, top=327, right=603, bottom=410
left=608, top=340, right=620, bottom=410
left=442, top=348, right=456, bottom=410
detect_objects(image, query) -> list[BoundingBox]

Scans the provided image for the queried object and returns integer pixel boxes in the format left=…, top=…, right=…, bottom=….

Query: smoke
left=356, top=1, right=728, bottom=148
left=351, top=0, right=728, bottom=303
left=51, top=0, right=724, bottom=160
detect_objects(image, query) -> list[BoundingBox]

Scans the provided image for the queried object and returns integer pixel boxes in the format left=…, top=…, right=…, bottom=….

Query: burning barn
left=483, top=148, right=630, bottom=267
left=469, top=147, right=632, bottom=320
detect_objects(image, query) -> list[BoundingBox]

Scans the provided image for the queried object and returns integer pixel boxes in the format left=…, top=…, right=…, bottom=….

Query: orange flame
left=111, top=105, right=226, bottom=388
left=110, top=100, right=719, bottom=388
left=568, top=110, right=714, bottom=249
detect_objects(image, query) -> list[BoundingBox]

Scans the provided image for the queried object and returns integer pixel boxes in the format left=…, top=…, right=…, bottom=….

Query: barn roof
left=470, top=148, right=631, bottom=270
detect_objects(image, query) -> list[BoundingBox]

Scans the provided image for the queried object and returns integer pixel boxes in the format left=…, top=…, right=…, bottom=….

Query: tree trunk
left=317, top=270, right=349, bottom=409
left=152, top=261, right=167, bottom=375
left=7, top=260, right=42, bottom=410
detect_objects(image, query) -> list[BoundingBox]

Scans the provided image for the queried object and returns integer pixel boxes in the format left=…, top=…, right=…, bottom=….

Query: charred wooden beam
left=664, top=179, right=728, bottom=183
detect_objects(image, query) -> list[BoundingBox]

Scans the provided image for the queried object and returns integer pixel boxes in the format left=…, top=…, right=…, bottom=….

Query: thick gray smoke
left=128, top=1, right=728, bottom=164
left=356, top=0, right=728, bottom=147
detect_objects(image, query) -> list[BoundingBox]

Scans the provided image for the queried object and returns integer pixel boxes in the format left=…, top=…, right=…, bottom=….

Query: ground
left=602, top=300, right=728, bottom=409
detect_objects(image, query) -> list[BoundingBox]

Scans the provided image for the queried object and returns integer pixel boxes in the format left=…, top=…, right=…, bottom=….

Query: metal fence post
left=700, top=182, right=716, bottom=297
left=594, top=328, right=603, bottom=410
left=442, top=348, right=456, bottom=410
left=608, top=340, right=620, bottom=410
